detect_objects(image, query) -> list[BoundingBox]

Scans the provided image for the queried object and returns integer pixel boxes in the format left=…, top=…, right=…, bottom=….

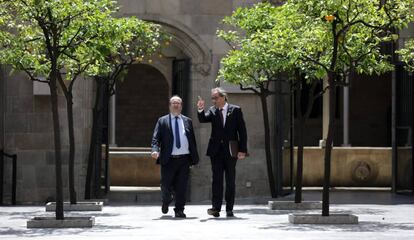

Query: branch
left=299, top=55, right=329, bottom=73
left=222, top=38, right=237, bottom=51
left=68, top=62, right=93, bottom=92
left=61, top=51, right=80, bottom=62
left=21, top=68, right=48, bottom=83
left=58, top=26, right=84, bottom=53
left=239, top=83, right=260, bottom=94
left=55, top=72, right=69, bottom=95
left=313, top=84, right=330, bottom=100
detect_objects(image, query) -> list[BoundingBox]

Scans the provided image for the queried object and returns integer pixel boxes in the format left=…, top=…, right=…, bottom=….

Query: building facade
left=0, top=0, right=413, bottom=204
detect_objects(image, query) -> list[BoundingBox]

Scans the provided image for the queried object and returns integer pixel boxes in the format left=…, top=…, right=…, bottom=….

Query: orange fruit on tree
left=324, top=15, right=335, bottom=22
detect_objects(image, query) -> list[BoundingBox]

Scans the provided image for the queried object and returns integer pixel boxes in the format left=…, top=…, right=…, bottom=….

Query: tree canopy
left=217, top=0, right=414, bottom=90
left=398, top=38, right=414, bottom=72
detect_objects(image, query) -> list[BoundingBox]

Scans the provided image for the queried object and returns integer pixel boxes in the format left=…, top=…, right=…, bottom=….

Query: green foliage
left=217, top=3, right=304, bottom=89
left=217, top=0, right=414, bottom=91
left=0, top=0, right=111, bottom=80
left=93, top=16, right=168, bottom=84
left=289, top=0, right=414, bottom=77
left=0, top=0, right=166, bottom=84
left=398, top=38, right=414, bottom=72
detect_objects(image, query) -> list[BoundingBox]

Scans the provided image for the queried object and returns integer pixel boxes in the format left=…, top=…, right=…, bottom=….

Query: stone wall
left=287, top=147, right=393, bottom=187
left=2, top=0, right=413, bottom=204
left=1, top=68, right=93, bottom=204
left=116, top=0, right=274, bottom=201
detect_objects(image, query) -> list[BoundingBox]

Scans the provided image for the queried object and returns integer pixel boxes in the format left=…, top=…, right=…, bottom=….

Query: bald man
left=151, top=96, right=199, bottom=218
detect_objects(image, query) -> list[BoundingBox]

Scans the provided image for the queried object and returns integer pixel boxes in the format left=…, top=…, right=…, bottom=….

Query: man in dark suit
left=151, top=96, right=199, bottom=218
left=197, top=87, right=247, bottom=218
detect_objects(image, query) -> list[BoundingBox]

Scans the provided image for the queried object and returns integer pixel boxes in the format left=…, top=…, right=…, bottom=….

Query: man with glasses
left=197, top=87, right=248, bottom=218
left=151, top=96, right=199, bottom=218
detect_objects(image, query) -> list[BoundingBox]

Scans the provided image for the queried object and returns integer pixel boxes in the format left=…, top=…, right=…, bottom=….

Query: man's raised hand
left=197, top=96, right=205, bottom=110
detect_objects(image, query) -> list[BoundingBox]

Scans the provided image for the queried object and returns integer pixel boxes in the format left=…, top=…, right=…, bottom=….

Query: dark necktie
left=175, top=116, right=181, bottom=149
left=219, top=109, right=224, bottom=127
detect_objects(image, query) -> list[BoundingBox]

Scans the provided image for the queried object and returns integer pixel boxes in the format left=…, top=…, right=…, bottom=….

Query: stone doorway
left=115, top=63, right=169, bottom=147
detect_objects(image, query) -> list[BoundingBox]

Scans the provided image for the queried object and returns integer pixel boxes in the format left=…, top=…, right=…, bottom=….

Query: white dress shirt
left=220, top=103, right=229, bottom=126
left=170, top=114, right=190, bottom=155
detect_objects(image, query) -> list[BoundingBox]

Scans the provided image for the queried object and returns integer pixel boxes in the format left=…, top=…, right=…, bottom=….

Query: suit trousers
left=160, top=155, right=190, bottom=212
left=210, top=145, right=237, bottom=212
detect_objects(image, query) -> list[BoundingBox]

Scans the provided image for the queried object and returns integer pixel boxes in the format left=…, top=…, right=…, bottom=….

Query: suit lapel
left=224, top=104, right=234, bottom=130
left=167, top=114, right=173, bottom=139
left=182, top=117, right=189, bottom=134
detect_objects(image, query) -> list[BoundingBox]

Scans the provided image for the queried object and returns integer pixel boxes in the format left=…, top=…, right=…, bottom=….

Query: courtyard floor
left=1, top=190, right=414, bottom=240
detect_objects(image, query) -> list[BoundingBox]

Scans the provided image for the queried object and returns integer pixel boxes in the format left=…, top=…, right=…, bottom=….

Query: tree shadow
left=152, top=215, right=199, bottom=220
left=0, top=223, right=141, bottom=238
left=259, top=221, right=414, bottom=232
left=6, top=212, right=120, bottom=220
left=332, top=208, right=388, bottom=215
left=233, top=208, right=309, bottom=216
left=199, top=216, right=248, bottom=222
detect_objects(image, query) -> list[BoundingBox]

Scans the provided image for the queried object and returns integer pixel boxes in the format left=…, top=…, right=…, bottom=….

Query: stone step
left=109, top=149, right=160, bottom=187
left=107, top=186, right=161, bottom=204
left=109, top=147, right=152, bottom=152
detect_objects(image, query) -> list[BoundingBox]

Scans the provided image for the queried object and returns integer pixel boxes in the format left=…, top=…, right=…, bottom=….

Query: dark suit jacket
left=198, top=104, right=247, bottom=157
left=151, top=114, right=199, bottom=166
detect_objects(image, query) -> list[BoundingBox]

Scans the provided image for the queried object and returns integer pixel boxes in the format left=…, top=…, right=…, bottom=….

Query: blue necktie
left=175, top=116, right=181, bottom=149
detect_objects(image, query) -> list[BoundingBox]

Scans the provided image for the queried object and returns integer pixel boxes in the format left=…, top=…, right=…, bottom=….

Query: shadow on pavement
left=259, top=221, right=414, bottom=232
left=199, top=216, right=248, bottom=222
left=152, top=216, right=199, bottom=220
left=0, top=224, right=141, bottom=238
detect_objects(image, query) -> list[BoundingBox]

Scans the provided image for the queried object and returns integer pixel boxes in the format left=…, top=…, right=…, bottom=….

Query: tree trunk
left=322, top=17, right=339, bottom=216
left=322, top=76, right=337, bottom=216
left=66, top=93, right=77, bottom=204
left=85, top=77, right=104, bottom=199
left=94, top=96, right=105, bottom=199
left=50, top=74, right=64, bottom=220
left=295, top=78, right=318, bottom=203
left=294, top=86, right=304, bottom=203
left=259, top=94, right=277, bottom=198
left=85, top=99, right=98, bottom=199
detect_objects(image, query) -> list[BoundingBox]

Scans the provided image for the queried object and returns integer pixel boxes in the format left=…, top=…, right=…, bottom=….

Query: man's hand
left=151, top=151, right=159, bottom=159
left=237, top=152, right=246, bottom=160
left=197, top=96, right=205, bottom=110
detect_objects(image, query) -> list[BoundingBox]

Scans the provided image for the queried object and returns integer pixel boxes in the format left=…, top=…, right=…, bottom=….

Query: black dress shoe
left=175, top=211, right=186, bottom=218
left=207, top=208, right=220, bottom=217
left=226, top=211, right=234, bottom=217
left=162, top=201, right=171, bottom=214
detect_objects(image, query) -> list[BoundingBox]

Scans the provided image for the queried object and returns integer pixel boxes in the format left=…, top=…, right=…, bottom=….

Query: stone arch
left=133, top=14, right=213, bottom=76
left=110, top=15, right=214, bottom=146
left=115, top=63, right=169, bottom=147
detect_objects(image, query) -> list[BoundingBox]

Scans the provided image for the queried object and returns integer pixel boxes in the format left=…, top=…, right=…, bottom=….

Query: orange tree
left=288, top=0, right=414, bottom=216
left=398, top=39, right=414, bottom=72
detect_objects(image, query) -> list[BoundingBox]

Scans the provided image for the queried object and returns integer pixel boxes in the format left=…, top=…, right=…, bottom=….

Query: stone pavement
left=1, top=190, right=414, bottom=240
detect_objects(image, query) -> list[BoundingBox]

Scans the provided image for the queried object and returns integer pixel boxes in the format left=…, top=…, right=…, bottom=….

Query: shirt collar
left=170, top=113, right=182, bottom=119
left=222, top=103, right=229, bottom=111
